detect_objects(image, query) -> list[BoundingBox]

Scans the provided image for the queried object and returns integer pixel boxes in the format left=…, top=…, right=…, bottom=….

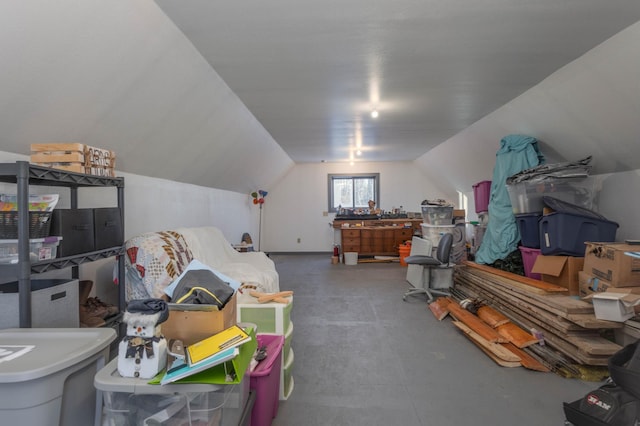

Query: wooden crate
left=30, top=143, right=115, bottom=177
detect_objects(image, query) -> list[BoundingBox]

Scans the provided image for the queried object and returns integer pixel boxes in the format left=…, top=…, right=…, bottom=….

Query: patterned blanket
left=124, top=230, right=194, bottom=301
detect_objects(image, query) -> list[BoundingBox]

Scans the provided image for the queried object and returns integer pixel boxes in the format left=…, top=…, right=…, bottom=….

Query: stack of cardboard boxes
left=530, top=242, right=640, bottom=324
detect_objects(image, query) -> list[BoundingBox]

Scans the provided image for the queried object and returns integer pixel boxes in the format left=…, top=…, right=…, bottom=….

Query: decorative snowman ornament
left=117, top=298, right=169, bottom=379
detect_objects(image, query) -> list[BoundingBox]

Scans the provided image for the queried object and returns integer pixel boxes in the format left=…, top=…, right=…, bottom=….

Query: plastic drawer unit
left=0, top=328, right=116, bottom=426
left=94, top=358, right=250, bottom=426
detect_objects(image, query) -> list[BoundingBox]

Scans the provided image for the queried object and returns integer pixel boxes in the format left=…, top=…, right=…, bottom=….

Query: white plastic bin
left=344, top=252, right=358, bottom=265
left=94, top=358, right=250, bottom=426
left=0, top=328, right=116, bottom=426
left=0, top=236, right=62, bottom=264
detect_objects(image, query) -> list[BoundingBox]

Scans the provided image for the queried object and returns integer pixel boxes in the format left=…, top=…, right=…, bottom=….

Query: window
left=328, top=173, right=380, bottom=213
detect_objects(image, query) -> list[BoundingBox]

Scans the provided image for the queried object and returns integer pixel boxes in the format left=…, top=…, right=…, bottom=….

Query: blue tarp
left=475, top=134, right=545, bottom=265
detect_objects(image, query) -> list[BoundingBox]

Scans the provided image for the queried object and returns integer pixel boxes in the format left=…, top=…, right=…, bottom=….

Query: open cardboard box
left=585, top=289, right=640, bottom=322
left=161, top=292, right=237, bottom=346
left=531, top=255, right=583, bottom=296
left=583, top=242, right=640, bottom=287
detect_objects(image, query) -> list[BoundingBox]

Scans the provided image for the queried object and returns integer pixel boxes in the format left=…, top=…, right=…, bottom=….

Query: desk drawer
left=342, top=244, right=360, bottom=252
left=341, top=229, right=360, bottom=238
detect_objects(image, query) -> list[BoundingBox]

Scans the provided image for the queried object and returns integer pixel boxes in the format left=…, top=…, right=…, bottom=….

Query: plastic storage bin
left=515, top=213, right=542, bottom=248
left=421, top=224, right=455, bottom=247
left=237, top=296, right=293, bottom=335
left=0, top=328, right=116, bottom=426
left=539, top=212, right=619, bottom=256
left=93, top=207, right=123, bottom=250
left=95, top=358, right=250, bottom=426
left=0, top=279, right=79, bottom=328
left=0, top=236, right=62, bottom=264
left=420, top=205, right=454, bottom=225
left=519, top=246, right=542, bottom=280
left=506, top=176, right=601, bottom=214
left=250, top=334, right=284, bottom=426
left=472, top=180, right=491, bottom=213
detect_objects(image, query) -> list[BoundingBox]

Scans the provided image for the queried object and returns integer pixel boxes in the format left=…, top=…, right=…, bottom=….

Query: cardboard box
left=531, top=255, right=584, bottom=295
left=587, top=290, right=640, bottom=322
left=578, top=270, right=611, bottom=298
left=161, top=292, right=237, bottom=346
left=583, top=242, right=640, bottom=287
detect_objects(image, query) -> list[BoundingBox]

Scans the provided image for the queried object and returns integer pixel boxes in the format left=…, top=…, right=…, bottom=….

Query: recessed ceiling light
left=356, top=150, right=362, bottom=156
left=371, top=110, right=379, bottom=119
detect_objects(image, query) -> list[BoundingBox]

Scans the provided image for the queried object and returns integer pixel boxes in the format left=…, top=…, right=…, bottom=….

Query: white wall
left=262, top=161, right=454, bottom=252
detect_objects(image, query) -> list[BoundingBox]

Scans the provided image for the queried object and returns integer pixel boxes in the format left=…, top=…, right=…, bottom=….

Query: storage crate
left=0, top=211, right=52, bottom=239
left=515, top=213, right=542, bottom=248
left=0, top=279, right=78, bottom=328
left=93, top=207, right=123, bottom=250
left=519, top=246, right=542, bottom=280
left=506, top=176, right=601, bottom=214
left=237, top=296, right=293, bottom=335
left=539, top=212, right=619, bottom=257
left=250, top=334, right=284, bottom=426
left=51, top=209, right=95, bottom=256
left=420, top=224, right=455, bottom=247
left=281, top=348, right=294, bottom=400
left=30, top=143, right=116, bottom=177
left=0, top=328, right=115, bottom=426
left=95, top=358, right=250, bottom=426
left=0, top=236, right=62, bottom=264
left=472, top=180, right=491, bottom=213
left=420, top=205, right=454, bottom=225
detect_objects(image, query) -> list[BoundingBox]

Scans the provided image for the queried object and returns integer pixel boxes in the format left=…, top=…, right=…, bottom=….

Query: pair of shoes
left=79, top=303, right=106, bottom=327
left=86, top=297, right=119, bottom=318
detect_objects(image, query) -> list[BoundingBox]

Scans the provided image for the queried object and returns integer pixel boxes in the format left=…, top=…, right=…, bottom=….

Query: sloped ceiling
left=155, top=0, right=640, bottom=166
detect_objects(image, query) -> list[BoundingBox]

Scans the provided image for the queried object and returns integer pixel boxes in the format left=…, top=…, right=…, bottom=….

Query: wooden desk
left=335, top=221, right=420, bottom=256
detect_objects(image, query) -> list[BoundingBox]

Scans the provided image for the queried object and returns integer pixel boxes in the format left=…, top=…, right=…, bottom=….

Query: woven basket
left=0, top=211, right=52, bottom=239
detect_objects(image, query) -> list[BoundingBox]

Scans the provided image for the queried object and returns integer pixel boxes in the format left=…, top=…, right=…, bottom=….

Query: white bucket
left=344, top=252, right=358, bottom=265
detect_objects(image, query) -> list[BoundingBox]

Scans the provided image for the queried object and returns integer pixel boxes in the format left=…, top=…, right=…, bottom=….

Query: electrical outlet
left=297, top=238, right=301, bottom=243
left=322, top=211, right=328, bottom=216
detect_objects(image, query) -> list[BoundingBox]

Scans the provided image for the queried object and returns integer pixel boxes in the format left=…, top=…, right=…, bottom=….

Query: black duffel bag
left=563, top=383, right=640, bottom=425
left=171, top=269, right=234, bottom=309
left=609, top=340, right=640, bottom=400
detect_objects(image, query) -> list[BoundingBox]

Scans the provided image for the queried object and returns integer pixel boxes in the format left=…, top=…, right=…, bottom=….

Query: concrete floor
left=269, top=254, right=599, bottom=426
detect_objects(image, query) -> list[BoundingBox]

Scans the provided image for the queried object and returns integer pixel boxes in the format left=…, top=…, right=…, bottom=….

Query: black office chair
left=402, top=232, right=453, bottom=302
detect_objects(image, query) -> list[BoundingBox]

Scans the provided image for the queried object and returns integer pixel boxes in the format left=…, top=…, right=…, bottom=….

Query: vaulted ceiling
left=155, top=0, right=640, bottom=165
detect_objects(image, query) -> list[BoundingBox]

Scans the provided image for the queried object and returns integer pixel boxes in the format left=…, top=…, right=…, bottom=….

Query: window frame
left=328, top=173, right=380, bottom=213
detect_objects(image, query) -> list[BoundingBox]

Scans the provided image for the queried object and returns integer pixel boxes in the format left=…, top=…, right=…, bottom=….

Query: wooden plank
left=566, top=313, right=624, bottom=329
left=496, top=323, right=540, bottom=348
left=463, top=261, right=568, bottom=293
left=458, top=267, right=594, bottom=315
left=446, top=299, right=509, bottom=343
left=33, top=163, right=86, bottom=173
left=457, top=275, right=585, bottom=333
left=30, top=152, right=85, bottom=163
left=477, top=305, right=510, bottom=328
left=452, top=321, right=521, bottom=367
left=428, top=298, right=450, bottom=321
left=30, top=142, right=85, bottom=152
left=502, top=343, right=550, bottom=372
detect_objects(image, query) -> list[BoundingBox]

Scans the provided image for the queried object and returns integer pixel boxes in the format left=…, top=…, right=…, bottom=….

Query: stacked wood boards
left=454, top=262, right=622, bottom=366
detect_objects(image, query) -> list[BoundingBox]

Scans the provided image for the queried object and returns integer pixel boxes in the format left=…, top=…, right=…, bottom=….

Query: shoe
left=87, top=296, right=119, bottom=318
left=79, top=303, right=107, bottom=327
left=79, top=280, right=93, bottom=306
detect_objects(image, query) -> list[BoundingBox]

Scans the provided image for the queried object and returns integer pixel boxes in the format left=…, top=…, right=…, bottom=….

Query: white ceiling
left=155, top=0, right=640, bottom=165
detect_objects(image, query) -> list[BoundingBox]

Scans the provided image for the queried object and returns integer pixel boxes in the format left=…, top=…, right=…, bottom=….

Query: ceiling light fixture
left=356, top=150, right=362, bottom=156
left=371, top=110, right=379, bottom=119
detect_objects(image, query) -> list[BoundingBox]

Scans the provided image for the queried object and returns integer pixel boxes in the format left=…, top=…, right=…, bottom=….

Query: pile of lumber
left=452, top=262, right=622, bottom=367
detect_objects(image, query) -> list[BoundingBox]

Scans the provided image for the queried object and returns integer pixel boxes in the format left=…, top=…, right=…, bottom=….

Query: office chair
left=402, top=232, right=453, bottom=302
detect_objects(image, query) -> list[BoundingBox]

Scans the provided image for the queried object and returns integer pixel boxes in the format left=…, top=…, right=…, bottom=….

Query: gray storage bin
left=0, top=328, right=116, bottom=426
left=51, top=208, right=95, bottom=256
left=0, top=279, right=79, bottom=328
left=93, top=207, right=123, bottom=250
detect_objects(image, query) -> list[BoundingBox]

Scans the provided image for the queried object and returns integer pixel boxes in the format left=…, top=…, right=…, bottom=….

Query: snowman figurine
left=117, top=298, right=169, bottom=379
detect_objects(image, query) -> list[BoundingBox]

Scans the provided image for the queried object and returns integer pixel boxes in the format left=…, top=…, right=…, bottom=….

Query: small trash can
left=0, top=327, right=116, bottom=426
left=250, top=334, right=284, bottom=426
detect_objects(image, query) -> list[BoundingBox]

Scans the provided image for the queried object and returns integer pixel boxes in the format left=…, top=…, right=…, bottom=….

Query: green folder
left=150, top=325, right=257, bottom=385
